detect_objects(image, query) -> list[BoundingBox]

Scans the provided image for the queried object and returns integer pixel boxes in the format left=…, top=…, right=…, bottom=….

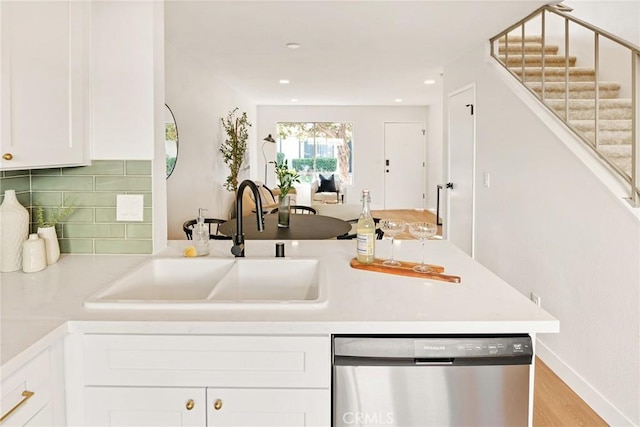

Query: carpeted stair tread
left=499, top=35, right=543, bottom=43
left=499, top=44, right=559, bottom=54
left=570, top=119, right=632, bottom=131
left=527, top=81, right=621, bottom=99
left=598, top=145, right=632, bottom=175
left=548, top=99, right=633, bottom=120
left=578, top=130, right=631, bottom=145
left=546, top=99, right=632, bottom=109
left=499, top=55, right=577, bottom=67
left=510, top=67, right=595, bottom=82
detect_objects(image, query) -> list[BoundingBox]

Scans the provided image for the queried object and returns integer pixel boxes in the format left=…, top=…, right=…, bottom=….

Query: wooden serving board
left=350, top=258, right=461, bottom=283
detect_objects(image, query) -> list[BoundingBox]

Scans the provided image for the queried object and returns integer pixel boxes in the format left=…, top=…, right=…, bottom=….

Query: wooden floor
left=534, top=358, right=607, bottom=426
left=370, top=210, right=606, bottom=426
left=370, top=208, right=442, bottom=239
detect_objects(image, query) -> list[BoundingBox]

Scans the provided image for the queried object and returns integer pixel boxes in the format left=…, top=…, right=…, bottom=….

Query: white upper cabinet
left=0, top=1, right=90, bottom=171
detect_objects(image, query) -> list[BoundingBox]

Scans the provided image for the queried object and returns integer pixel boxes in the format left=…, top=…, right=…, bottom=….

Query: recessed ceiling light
left=291, top=98, right=298, bottom=102
left=394, top=98, right=403, bottom=103
left=279, top=79, right=290, bottom=84
left=424, top=79, right=436, bottom=85
left=286, top=43, right=301, bottom=49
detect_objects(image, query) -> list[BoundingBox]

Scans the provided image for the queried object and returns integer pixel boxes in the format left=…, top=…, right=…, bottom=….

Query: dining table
left=219, top=214, right=351, bottom=240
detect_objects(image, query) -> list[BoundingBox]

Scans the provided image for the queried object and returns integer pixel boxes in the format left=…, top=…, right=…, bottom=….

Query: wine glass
left=408, top=222, right=438, bottom=273
left=379, top=219, right=406, bottom=267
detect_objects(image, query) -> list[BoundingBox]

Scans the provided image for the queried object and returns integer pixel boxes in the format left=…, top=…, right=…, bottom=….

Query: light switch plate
left=483, top=172, right=491, bottom=188
left=116, top=194, right=144, bottom=221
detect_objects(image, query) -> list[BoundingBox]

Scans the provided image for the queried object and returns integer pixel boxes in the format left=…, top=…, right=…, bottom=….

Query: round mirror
left=165, top=104, right=178, bottom=178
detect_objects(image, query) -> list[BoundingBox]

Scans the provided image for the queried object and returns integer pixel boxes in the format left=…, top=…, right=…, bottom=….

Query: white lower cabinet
left=206, top=388, right=329, bottom=427
left=84, top=387, right=206, bottom=427
left=78, top=334, right=331, bottom=427
left=0, top=340, right=65, bottom=427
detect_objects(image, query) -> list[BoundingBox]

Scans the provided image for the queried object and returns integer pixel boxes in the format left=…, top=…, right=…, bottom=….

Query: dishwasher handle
left=334, top=356, right=455, bottom=367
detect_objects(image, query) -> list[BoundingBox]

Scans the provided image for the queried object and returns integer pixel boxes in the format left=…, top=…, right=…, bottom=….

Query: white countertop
left=1, top=239, right=559, bottom=372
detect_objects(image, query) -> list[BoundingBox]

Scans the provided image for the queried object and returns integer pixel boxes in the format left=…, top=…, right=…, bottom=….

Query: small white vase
left=22, top=234, right=47, bottom=273
left=37, top=226, right=60, bottom=265
left=0, top=189, right=29, bottom=272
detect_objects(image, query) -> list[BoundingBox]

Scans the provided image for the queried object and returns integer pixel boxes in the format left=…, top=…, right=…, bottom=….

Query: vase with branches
left=273, top=159, right=300, bottom=228
left=34, top=204, right=74, bottom=265
left=220, top=108, right=251, bottom=193
left=274, top=159, right=300, bottom=199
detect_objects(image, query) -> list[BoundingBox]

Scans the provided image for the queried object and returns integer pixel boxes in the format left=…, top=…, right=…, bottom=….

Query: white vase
left=22, top=234, right=47, bottom=273
left=37, top=226, right=60, bottom=265
left=0, top=190, right=29, bottom=272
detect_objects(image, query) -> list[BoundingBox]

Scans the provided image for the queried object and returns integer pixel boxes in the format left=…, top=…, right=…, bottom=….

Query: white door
left=207, top=388, right=330, bottom=427
left=84, top=387, right=206, bottom=426
left=446, top=85, right=476, bottom=257
left=384, top=122, right=425, bottom=209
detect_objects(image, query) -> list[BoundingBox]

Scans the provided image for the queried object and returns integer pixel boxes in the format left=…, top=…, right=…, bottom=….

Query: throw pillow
left=318, top=174, right=337, bottom=193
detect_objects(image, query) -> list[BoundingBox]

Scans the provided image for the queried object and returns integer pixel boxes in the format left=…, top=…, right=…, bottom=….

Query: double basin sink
left=84, top=257, right=327, bottom=310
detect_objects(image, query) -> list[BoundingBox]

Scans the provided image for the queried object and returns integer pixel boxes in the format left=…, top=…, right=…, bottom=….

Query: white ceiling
left=165, top=0, right=549, bottom=106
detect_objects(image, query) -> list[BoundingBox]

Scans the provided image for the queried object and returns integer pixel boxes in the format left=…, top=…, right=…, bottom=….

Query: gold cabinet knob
left=213, top=399, right=223, bottom=410
left=2, top=153, right=13, bottom=161
left=185, top=399, right=195, bottom=411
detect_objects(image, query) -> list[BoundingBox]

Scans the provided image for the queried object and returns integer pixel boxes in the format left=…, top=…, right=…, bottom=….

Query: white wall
left=91, top=1, right=156, bottom=160
left=256, top=105, right=440, bottom=210
left=444, top=43, right=640, bottom=426
left=165, top=42, right=256, bottom=240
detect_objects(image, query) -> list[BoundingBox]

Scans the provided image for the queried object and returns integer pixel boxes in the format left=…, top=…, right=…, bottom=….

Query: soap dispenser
left=194, top=208, right=210, bottom=256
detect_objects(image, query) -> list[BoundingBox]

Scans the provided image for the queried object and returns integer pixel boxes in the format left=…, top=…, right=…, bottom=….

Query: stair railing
left=490, top=5, right=640, bottom=207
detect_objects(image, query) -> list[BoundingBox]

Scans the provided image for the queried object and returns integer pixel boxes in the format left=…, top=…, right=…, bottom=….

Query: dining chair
left=183, top=218, right=232, bottom=240
left=269, top=205, right=317, bottom=215
left=336, top=218, right=384, bottom=240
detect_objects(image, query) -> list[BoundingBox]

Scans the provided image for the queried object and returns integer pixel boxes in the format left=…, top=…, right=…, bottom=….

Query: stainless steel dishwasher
left=333, top=335, right=533, bottom=427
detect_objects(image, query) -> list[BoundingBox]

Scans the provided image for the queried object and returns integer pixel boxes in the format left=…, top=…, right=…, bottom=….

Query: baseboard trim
left=536, top=339, right=636, bottom=426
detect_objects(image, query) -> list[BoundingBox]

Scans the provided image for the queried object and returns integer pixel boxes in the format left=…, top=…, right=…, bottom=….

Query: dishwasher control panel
left=334, top=335, right=533, bottom=362
left=414, top=336, right=532, bottom=358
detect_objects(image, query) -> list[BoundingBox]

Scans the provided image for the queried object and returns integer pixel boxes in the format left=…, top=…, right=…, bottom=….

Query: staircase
left=498, top=35, right=634, bottom=177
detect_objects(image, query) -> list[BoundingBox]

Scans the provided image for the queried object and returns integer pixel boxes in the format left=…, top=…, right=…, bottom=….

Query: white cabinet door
left=0, top=351, right=52, bottom=427
left=84, top=387, right=205, bottom=427
left=0, top=1, right=89, bottom=171
left=206, top=388, right=330, bottom=427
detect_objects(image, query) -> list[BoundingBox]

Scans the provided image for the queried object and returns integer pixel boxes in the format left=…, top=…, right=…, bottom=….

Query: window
left=276, top=122, right=353, bottom=185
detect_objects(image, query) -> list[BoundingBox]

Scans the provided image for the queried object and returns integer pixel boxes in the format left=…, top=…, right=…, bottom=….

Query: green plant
left=35, top=205, right=74, bottom=228
left=274, top=159, right=300, bottom=199
left=220, top=108, right=251, bottom=192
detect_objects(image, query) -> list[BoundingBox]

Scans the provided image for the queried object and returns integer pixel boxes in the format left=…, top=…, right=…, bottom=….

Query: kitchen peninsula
left=1, top=239, right=558, bottom=426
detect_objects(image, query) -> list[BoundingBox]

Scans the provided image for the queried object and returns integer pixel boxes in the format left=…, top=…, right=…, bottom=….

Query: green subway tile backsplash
left=32, top=175, right=94, bottom=191
left=126, top=224, right=153, bottom=239
left=95, top=239, right=153, bottom=254
left=0, top=160, right=153, bottom=255
left=126, top=160, right=152, bottom=175
left=62, top=161, right=125, bottom=176
left=95, top=176, right=152, bottom=192
left=58, top=239, right=94, bottom=254
left=0, top=175, right=30, bottom=193
left=31, top=191, right=64, bottom=206
left=63, top=224, right=126, bottom=239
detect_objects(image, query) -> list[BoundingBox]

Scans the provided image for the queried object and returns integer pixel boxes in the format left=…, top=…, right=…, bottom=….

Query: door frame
left=383, top=121, right=426, bottom=210
left=445, top=83, right=476, bottom=257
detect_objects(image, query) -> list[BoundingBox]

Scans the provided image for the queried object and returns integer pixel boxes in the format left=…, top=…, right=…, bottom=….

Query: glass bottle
left=194, top=208, right=210, bottom=256
left=356, top=190, right=375, bottom=264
